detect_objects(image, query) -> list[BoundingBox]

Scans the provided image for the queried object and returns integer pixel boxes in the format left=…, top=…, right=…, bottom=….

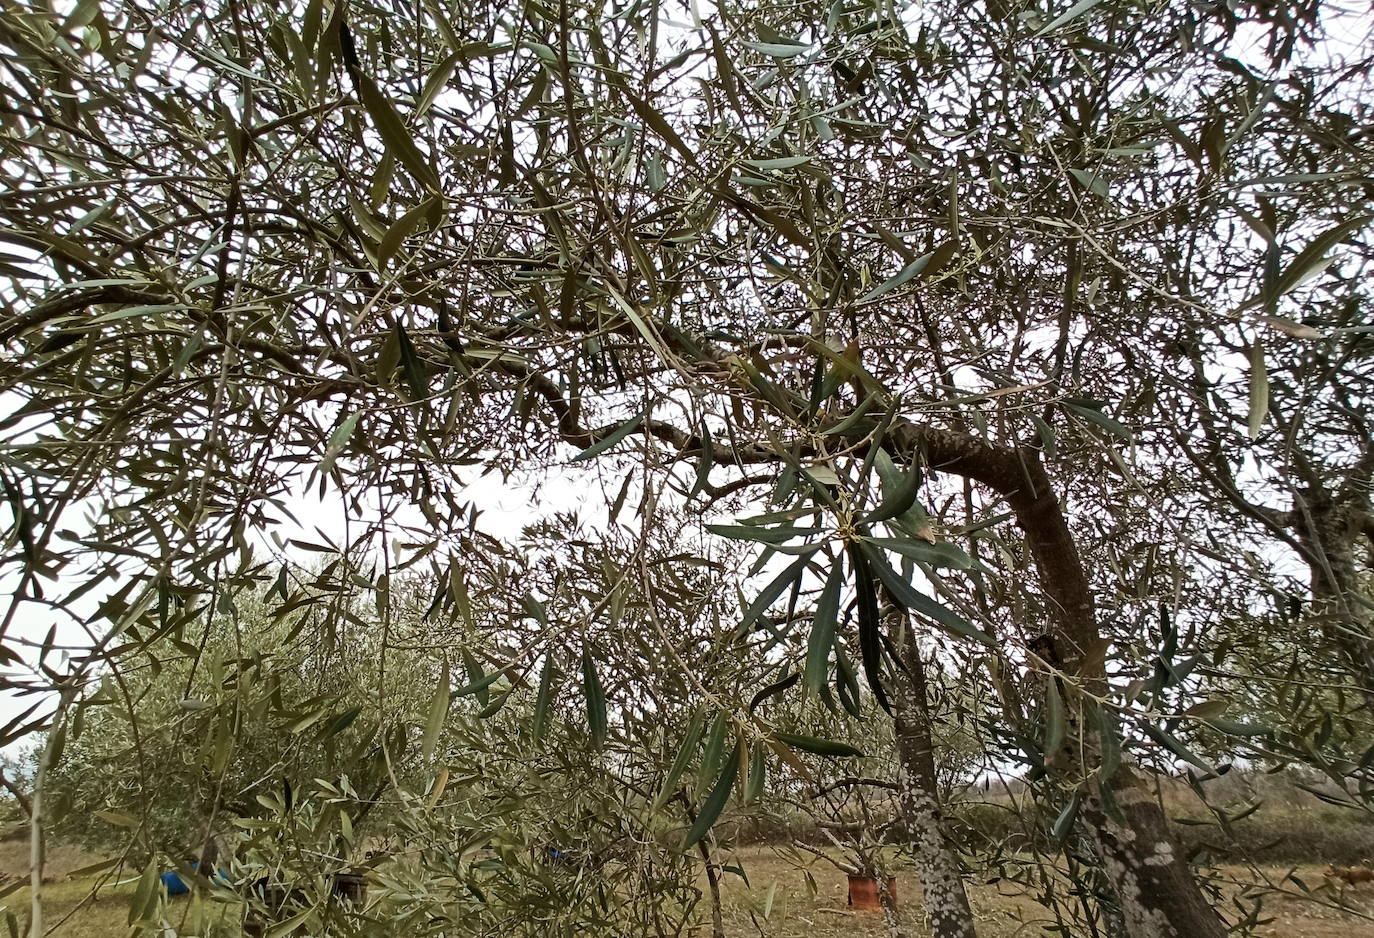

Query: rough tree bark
left=1078, top=768, right=1223, bottom=938
left=878, top=876, right=907, bottom=938
left=887, top=611, right=978, bottom=938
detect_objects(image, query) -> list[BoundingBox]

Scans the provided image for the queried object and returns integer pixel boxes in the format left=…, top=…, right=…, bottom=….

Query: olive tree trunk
left=887, top=613, right=978, bottom=938
left=1295, top=495, right=1374, bottom=711
left=1078, top=771, right=1224, bottom=938
left=892, top=424, right=1229, bottom=938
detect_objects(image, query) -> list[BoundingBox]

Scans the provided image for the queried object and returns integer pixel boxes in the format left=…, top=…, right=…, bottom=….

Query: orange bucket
left=846, top=874, right=896, bottom=910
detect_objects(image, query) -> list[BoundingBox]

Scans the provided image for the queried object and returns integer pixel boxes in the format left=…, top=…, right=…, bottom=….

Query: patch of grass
left=0, top=845, right=241, bottom=938
left=3, top=844, right=1374, bottom=937
left=3, top=877, right=137, bottom=938
left=709, top=847, right=1374, bottom=938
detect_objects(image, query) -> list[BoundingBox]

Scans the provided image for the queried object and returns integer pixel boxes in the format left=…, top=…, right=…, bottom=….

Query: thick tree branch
left=0, top=767, right=32, bottom=819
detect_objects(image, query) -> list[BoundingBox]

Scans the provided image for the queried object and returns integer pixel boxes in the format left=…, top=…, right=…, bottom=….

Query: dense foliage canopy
left=1, top=0, right=1371, bottom=936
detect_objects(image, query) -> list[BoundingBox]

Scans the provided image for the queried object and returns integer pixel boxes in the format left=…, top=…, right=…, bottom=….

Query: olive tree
left=2, top=1, right=1372, bottom=937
